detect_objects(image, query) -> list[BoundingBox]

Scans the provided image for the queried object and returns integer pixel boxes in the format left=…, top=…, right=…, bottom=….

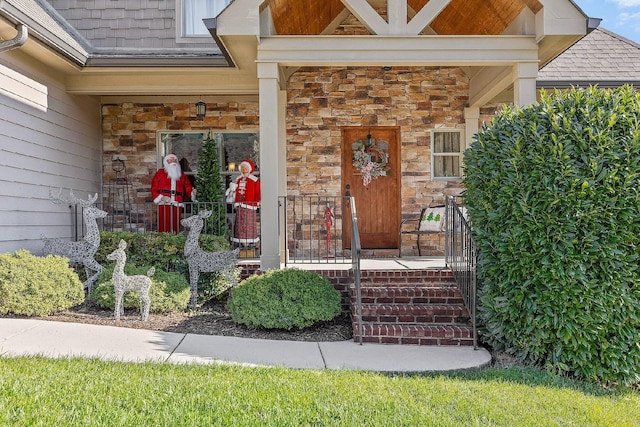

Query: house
left=0, top=0, right=595, bottom=270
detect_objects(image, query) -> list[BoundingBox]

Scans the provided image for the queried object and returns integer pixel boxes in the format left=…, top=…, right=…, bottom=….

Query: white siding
left=0, top=52, right=101, bottom=254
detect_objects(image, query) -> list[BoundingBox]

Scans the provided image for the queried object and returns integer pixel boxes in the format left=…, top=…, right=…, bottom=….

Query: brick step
left=352, top=286, right=464, bottom=305
left=353, top=324, right=475, bottom=346
left=357, top=303, right=470, bottom=325
left=358, top=269, right=456, bottom=287
left=349, top=270, right=474, bottom=346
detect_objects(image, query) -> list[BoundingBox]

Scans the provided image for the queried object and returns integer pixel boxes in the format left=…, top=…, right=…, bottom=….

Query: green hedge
left=228, top=268, right=341, bottom=330
left=463, top=85, right=640, bottom=386
left=0, top=250, right=84, bottom=316
left=89, top=265, right=190, bottom=313
left=97, top=231, right=234, bottom=304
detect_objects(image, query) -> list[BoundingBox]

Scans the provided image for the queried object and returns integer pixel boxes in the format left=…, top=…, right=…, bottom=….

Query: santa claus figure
left=229, top=159, right=260, bottom=245
left=151, top=153, right=196, bottom=233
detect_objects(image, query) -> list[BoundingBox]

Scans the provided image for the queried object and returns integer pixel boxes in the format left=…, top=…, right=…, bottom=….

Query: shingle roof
left=538, top=27, right=640, bottom=88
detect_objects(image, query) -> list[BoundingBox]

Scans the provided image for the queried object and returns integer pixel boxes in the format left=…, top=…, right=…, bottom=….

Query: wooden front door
left=342, top=127, right=401, bottom=249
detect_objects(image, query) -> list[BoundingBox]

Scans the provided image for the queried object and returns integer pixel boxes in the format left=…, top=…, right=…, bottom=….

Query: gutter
left=204, top=17, right=236, bottom=68
left=0, top=22, right=27, bottom=52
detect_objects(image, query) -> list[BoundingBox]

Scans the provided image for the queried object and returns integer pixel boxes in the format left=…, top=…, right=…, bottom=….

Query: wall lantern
left=196, top=98, right=206, bottom=119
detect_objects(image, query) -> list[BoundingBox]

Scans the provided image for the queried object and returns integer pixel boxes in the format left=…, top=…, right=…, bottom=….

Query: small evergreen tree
left=195, top=132, right=227, bottom=236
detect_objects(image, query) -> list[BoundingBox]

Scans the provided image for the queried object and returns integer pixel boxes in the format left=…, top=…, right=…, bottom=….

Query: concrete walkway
left=0, top=318, right=491, bottom=372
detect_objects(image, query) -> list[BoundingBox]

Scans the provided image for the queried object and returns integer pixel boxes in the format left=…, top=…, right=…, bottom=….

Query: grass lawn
left=0, top=356, right=638, bottom=426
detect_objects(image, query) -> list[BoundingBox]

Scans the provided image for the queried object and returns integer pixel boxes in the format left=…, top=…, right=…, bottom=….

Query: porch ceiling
left=267, top=0, right=543, bottom=36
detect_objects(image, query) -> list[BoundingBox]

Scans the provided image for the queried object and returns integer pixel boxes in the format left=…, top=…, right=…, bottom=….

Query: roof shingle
left=538, top=27, right=640, bottom=87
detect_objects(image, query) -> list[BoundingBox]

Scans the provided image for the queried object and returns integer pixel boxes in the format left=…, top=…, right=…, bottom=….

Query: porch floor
left=237, top=256, right=447, bottom=271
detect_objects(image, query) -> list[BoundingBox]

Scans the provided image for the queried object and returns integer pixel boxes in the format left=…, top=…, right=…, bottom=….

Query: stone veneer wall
left=101, top=101, right=260, bottom=205
left=286, top=66, right=467, bottom=255
left=100, top=65, right=470, bottom=255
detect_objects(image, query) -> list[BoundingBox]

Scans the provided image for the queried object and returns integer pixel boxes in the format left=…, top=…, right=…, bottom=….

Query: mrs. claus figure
left=229, top=159, right=260, bottom=245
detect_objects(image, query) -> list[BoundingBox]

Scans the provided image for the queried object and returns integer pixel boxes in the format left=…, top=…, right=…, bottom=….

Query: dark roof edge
left=1, top=0, right=90, bottom=66
left=86, top=55, right=231, bottom=67
left=204, top=17, right=236, bottom=68
left=1, top=1, right=232, bottom=68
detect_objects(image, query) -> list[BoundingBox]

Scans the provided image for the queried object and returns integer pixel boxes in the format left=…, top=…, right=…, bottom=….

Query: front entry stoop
left=350, top=269, right=474, bottom=346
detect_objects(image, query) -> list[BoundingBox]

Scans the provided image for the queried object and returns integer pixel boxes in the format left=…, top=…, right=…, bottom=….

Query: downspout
left=0, top=23, right=28, bottom=53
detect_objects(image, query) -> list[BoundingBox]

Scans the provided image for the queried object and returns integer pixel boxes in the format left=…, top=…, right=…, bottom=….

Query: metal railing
left=444, top=195, right=478, bottom=349
left=279, top=195, right=353, bottom=264
left=74, top=201, right=261, bottom=259
left=350, top=196, right=363, bottom=345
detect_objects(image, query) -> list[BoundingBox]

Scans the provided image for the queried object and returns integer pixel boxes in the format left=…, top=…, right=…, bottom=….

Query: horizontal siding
left=0, top=54, right=101, bottom=255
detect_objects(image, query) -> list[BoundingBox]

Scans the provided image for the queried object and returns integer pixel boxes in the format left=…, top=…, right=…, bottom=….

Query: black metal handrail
left=350, top=196, right=363, bottom=345
left=445, top=195, right=478, bottom=349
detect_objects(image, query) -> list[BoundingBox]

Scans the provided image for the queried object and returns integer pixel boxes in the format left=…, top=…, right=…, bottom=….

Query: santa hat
left=240, top=159, right=255, bottom=173
left=163, top=153, right=178, bottom=168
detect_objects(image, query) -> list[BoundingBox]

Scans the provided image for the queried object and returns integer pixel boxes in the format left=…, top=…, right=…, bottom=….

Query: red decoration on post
left=323, top=203, right=335, bottom=259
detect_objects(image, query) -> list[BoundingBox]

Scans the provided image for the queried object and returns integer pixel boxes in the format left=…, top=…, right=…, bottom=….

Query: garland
left=352, top=139, right=389, bottom=186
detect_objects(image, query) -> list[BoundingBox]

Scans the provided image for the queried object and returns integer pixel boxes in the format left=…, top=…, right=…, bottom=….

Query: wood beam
left=257, top=35, right=538, bottom=66
left=406, top=0, right=451, bottom=35
left=340, top=0, right=388, bottom=34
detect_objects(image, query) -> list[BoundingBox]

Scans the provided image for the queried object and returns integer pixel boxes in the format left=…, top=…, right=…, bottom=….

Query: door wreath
left=352, top=135, right=390, bottom=186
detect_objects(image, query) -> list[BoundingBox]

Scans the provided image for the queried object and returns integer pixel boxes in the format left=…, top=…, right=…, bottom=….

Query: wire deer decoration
left=42, top=189, right=108, bottom=295
left=181, top=210, right=239, bottom=309
left=107, top=239, right=154, bottom=321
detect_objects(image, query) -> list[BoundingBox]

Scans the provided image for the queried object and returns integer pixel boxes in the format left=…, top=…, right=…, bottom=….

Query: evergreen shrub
left=228, top=268, right=341, bottom=330
left=0, top=250, right=84, bottom=316
left=463, top=86, right=640, bottom=385
left=97, top=231, right=234, bottom=304
left=89, top=265, right=190, bottom=312
left=97, top=231, right=229, bottom=271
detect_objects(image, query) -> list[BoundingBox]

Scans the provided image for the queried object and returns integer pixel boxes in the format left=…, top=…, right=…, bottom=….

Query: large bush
left=463, top=86, right=640, bottom=385
left=228, top=268, right=341, bottom=330
left=0, top=250, right=84, bottom=316
left=89, top=265, right=190, bottom=313
left=96, top=231, right=230, bottom=271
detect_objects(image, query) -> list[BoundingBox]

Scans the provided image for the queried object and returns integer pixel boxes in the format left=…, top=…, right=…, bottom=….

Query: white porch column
left=258, top=62, right=286, bottom=270
left=513, top=62, right=538, bottom=107
left=464, top=107, right=479, bottom=151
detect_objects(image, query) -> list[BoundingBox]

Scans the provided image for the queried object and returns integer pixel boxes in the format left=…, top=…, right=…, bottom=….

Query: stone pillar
left=258, top=62, right=286, bottom=270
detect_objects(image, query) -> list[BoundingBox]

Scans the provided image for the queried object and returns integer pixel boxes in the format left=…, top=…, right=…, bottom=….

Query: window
left=431, top=130, right=463, bottom=180
left=157, top=130, right=259, bottom=186
left=157, top=131, right=206, bottom=185
left=216, top=131, right=260, bottom=187
left=176, top=0, right=232, bottom=42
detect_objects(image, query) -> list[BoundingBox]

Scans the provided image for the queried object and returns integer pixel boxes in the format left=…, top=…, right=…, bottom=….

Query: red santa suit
left=151, top=154, right=195, bottom=233
left=230, top=160, right=260, bottom=244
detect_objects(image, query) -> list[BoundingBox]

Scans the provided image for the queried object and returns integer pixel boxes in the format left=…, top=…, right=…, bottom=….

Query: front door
left=342, top=127, right=401, bottom=249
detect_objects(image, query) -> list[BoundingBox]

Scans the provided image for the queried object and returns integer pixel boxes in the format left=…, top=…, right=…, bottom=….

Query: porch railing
left=444, top=195, right=478, bottom=349
left=279, top=195, right=353, bottom=264
left=350, top=196, right=363, bottom=345
left=73, top=201, right=260, bottom=259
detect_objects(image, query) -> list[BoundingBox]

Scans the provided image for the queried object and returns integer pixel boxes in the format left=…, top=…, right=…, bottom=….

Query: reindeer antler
left=49, top=188, right=98, bottom=207
left=48, top=187, right=66, bottom=204
left=70, top=190, right=98, bottom=208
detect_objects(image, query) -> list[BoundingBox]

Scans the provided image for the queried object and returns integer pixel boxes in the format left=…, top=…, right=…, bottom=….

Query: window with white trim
left=431, top=130, right=463, bottom=180
left=176, top=0, right=231, bottom=43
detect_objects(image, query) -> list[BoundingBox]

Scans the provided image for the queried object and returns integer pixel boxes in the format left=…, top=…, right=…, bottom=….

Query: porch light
left=196, top=98, right=206, bottom=119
